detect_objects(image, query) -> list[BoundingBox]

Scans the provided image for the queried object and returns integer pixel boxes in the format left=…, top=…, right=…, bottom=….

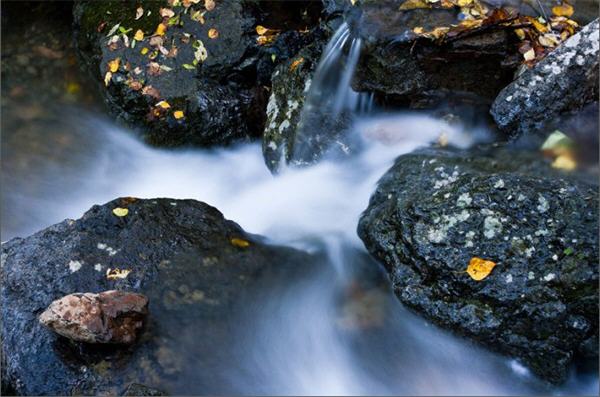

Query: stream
left=1, top=2, right=598, bottom=395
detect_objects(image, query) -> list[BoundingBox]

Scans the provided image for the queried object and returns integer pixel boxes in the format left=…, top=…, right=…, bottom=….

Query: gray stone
left=358, top=144, right=599, bottom=384
left=491, top=19, right=599, bottom=137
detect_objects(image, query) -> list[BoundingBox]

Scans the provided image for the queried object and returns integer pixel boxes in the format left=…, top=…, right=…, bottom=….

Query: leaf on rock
left=141, top=47, right=149, bottom=55
left=466, top=257, right=496, bottom=280
left=552, top=154, right=576, bottom=170
left=142, top=85, right=161, bottom=98
left=160, top=8, right=175, bottom=18
left=208, top=28, right=219, bottom=39
left=135, top=6, right=144, bottom=20
left=552, top=2, right=574, bottom=17
left=231, top=238, right=250, bottom=248
left=106, top=268, right=132, bottom=280
left=205, top=0, right=215, bottom=11
left=107, top=58, right=121, bottom=73
left=155, top=23, right=167, bottom=36
left=134, top=29, right=144, bottom=41
left=173, top=110, right=185, bottom=119
left=399, top=0, right=430, bottom=10
left=104, top=71, right=112, bottom=86
left=289, top=57, right=304, bottom=71
left=156, top=100, right=171, bottom=109
left=112, top=207, right=129, bottom=217
left=523, top=47, right=536, bottom=61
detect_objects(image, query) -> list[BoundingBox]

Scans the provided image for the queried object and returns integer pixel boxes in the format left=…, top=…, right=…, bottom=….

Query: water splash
left=291, top=22, right=373, bottom=166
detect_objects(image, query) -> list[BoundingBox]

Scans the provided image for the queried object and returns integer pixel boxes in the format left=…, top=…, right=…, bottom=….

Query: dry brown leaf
left=205, top=0, right=215, bottom=11
left=142, top=85, right=161, bottom=98
left=135, top=6, right=144, bottom=20
left=208, top=28, right=219, bottom=39
left=289, top=57, right=305, bottom=72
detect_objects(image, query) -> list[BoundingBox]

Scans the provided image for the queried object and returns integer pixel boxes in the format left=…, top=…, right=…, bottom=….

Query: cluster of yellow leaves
left=231, top=238, right=250, bottom=248
left=106, top=268, right=132, bottom=280
left=403, top=0, right=579, bottom=66
left=541, top=130, right=577, bottom=170
left=256, top=25, right=281, bottom=46
left=466, top=257, right=496, bottom=281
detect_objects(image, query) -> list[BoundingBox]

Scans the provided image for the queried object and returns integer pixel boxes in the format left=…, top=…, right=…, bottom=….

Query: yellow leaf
left=231, top=238, right=250, bottom=248
left=466, top=257, right=496, bottom=281
left=552, top=3, right=573, bottom=17
left=523, top=48, right=536, bottom=61
left=134, top=29, right=144, bottom=41
left=112, top=207, right=129, bottom=217
left=155, top=23, right=167, bottom=36
left=104, top=71, right=112, bottom=86
left=289, top=57, right=304, bottom=72
left=156, top=100, right=171, bottom=109
left=173, top=110, right=185, bottom=119
left=107, top=58, right=120, bottom=73
left=552, top=154, right=577, bottom=170
left=530, top=17, right=549, bottom=33
left=106, top=268, right=132, bottom=280
left=399, top=0, right=430, bottom=10
left=457, top=0, right=473, bottom=6
left=141, top=47, right=149, bottom=55
left=514, top=28, right=526, bottom=40
left=256, top=25, right=269, bottom=35
left=208, top=28, right=219, bottom=39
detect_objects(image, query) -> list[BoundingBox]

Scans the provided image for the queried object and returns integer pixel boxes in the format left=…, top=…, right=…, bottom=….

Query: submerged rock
left=73, top=0, right=322, bottom=147
left=358, top=144, right=599, bottom=384
left=122, top=383, right=165, bottom=396
left=39, top=291, right=148, bottom=344
left=1, top=198, right=318, bottom=395
left=491, top=19, right=599, bottom=137
left=346, top=0, right=520, bottom=107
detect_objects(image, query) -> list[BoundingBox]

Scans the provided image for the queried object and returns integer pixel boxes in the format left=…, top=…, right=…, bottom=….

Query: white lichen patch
left=505, top=274, right=513, bottom=283
left=428, top=211, right=470, bottom=243
left=97, top=243, right=107, bottom=250
left=528, top=271, right=535, bottom=280
left=433, top=168, right=459, bottom=189
left=68, top=260, right=82, bottom=273
left=278, top=119, right=290, bottom=133
left=537, top=195, right=549, bottom=213
left=524, top=247, right=535, bottom=258
left=517, top=193, right=527, bottom=201
left=268, top=141, right=277, bottom=151
left=494, top=179, right=505, bottom=189
left=543, top=273, right=556, bottom=282
left=456, top=193, right=472, bottom=207
left=94, top=264, right=103, bottom=272
left=483, top=216, right=503, bottom=239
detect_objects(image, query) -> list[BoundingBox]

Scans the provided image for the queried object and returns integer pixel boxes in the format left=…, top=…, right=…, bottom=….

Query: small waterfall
left=290, top=22, right=373, bottom=166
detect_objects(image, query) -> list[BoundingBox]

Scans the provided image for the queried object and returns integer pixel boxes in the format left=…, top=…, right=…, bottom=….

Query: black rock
left=357, top=144, right=599, bottom=384
left=72, top=0, right=323, bottom=147
left=346, top=0, right=520, bottom=107
left=491, top=19, right=599, bottom=138
left=1, top=198, right=318, bottom=395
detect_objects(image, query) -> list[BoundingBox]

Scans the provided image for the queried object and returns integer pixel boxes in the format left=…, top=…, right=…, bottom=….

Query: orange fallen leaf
left=208, top=28, right=219, bottom=39
left=156, top=100, right=171, bottom=109
left=466, top=257, right=496, bottom=281
left=205, top=0, right=215, bottom=11
left=552, top=2, right=574, bottom=17
left=155, top=23, right=167, bottom=36
left=173, top=110, right=185, bottom=119
left=289, top=57, right=304, bottom=72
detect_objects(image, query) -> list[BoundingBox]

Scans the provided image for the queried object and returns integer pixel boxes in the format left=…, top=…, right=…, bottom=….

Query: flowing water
left=2, top=7, right=598, bottom=396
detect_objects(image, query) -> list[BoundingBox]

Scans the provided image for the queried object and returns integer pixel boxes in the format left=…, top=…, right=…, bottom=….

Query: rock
left=358, top=144, right=599, bottom=384
left=39, top=290, right=148, bottom=344
left=346, top=0, right=520, bottom=107
left=491, top=19, right=599, bottom=137
left=72, top=0, right=323, bottom=147
left=1, top=198, right=319, bottom=395
left=262, top=39, right=324, bottom=172
left=122, top=383, right=165, bottom=396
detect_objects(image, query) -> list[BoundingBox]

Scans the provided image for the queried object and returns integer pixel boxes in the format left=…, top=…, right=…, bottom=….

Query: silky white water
left=2, top=111, right=597, bottom=395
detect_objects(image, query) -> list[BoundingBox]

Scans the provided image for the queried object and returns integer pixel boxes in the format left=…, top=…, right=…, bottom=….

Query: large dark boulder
left=358, top=144, right=599, bottom=384
left=491, top=19, right=599, bottom=138
left=346, top=0, right=520, bottom=107
left=1, top=198, right=318, bottom=395
left=72, top=0, right=322, bottom=147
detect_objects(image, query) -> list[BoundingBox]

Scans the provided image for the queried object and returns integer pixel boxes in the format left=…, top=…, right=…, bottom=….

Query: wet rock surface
left=491, top=19, right=599, bottom=138
left=262, top=39, right=325, bottom=172
left=358, top=144, right=599, bottom=384
left=73, top=0, right=322, bottom=147
left=346, top=0, right=520, bottom=107
left=39, top=291, right=148, bottom=344
left=1, top=198, right=319, bottom=395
